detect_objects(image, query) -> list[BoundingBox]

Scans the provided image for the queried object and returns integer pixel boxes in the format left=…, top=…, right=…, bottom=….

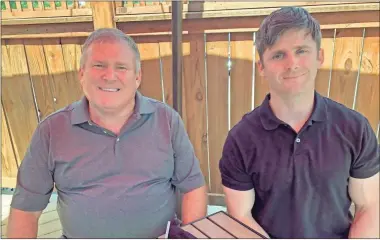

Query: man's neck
left=269, top=91, right=315, bottom=133
left=88, top=100, right=135, bottom=136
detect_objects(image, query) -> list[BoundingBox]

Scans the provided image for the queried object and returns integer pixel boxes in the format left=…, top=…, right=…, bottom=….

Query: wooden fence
left=1, top=1, right=379, bottom=205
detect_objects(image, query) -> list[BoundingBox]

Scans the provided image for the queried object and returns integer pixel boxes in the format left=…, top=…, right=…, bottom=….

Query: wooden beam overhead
left=90, top=1, right=116, bottom=29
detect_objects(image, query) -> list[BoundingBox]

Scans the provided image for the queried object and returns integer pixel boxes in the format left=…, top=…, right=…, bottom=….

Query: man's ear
left=317, top=48, right=324, bottom=68
left=257, top=59, right=265, bottom=77
left=135, top=70, right=142, bottom=89
left=78, top=67, right=85, bottom=87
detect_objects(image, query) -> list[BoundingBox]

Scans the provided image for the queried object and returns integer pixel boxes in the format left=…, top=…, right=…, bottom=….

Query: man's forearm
left=181, top=185, right=208, bottom=224
left=349, top=204, right=380, bottom=238
left=7, top=208, right=41, bottom=238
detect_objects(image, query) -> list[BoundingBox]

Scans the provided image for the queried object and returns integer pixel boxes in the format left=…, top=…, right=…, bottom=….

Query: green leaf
left=1, top=1, right=6, bottom=11
left=43, top=1, right=51, bottom=8
left=55, top=1, right=61, bottom=8
left=66, top=0, right=73, bottom=7
left=20, top=1, right=28, bottom=9
left=32, top=1, right=39, bottom=8
left=9, top=0, right=16, bottom=10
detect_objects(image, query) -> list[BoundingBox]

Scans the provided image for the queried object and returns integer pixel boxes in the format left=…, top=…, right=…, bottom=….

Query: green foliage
left=1, top=1, right=6, bottom=10
left=32, top=1, right=39, bottom=8
left=9, top=0, right=16, bottom=9
left=43, top=1, right=51, bottom=8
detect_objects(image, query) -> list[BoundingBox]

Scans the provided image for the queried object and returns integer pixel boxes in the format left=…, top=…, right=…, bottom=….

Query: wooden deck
left=1, top=193, right=62, bottom=238
left=1, top=193, right=226, bottom=238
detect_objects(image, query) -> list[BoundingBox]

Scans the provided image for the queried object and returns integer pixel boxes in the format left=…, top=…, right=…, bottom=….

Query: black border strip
left=190, top=223, right=211, bottom=239
left=219, top=211, right=268, bottom=239
left=206, top=216, right=238, bottom=239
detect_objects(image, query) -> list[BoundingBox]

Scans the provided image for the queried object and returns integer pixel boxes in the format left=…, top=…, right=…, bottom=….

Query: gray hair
left=80, top=28, right=141, bottom=72
left=255, top=7, right=322, bottom=65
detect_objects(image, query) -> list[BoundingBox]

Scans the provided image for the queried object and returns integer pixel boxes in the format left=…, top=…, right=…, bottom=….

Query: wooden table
left=159, top=211, right=266, bottom=239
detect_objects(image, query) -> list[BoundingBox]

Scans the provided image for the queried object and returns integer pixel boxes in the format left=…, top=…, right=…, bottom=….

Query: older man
left=7, top=28, right=207, bottom=238
left=220, top=7, right=379, bottom=239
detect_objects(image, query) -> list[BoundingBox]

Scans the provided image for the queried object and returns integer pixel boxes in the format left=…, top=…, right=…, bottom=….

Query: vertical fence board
left=137, top=42, right=163, bottom=101
left=1, top=103, right=19, bottom=185
left=4, top=1, right=11, bottom=12
left=329, top=29, right=364, bottom=108
left=206, top=34, right=229, bottom=194
left=182, top=34, right=209, bottom=190
left=61, top=37, right=84, bottom=103
left=230, top=32, right=254, bottom=128
left=315, top=30, right=335, bottom=97
left=15, top=1, right=22, bottom=11
left=24, top=39, right=56, bottom=120
left=355, top=28, right=379, bottom=136
left=1, top=39, right=39, bottom=165
left=159, top=41, right=173, bottom=107
left=43, top=38, right=75, bottom=109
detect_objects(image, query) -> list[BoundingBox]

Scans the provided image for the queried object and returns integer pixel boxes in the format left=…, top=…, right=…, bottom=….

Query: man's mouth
left=284, top=73, right=306, bottom=79
left=98, top=87, right=120, bottom=92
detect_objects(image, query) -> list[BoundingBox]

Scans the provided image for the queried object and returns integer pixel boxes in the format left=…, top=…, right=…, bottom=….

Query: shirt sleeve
left=11, top=120, right=54, bottom=212
left=350, top=118, right=380, bottom=179
left=170, top=110, right=205, bottom=193
left=219, top=133, right=254, bottom=191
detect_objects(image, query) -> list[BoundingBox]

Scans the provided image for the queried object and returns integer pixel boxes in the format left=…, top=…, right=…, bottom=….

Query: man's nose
left=285, top=55, right=299, bottom=71
left=102, top=67, right=117, bottom=81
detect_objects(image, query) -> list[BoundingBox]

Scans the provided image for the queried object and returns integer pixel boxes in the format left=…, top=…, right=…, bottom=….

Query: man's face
left=79, top=40, right=141, bottom=112
left=258, top=28, right=324, bottom=97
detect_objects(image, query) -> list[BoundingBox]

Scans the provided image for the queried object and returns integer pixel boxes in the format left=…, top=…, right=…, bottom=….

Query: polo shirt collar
left=71, top=96, right=90, bottom=125
left=259, top=91, right=328, bottom=131
left=71, top=91, right=155, bottom=125
left=134, top=91, right=156, bottom=115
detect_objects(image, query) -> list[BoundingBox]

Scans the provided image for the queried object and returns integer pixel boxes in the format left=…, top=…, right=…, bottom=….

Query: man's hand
left=7, top=208, right=42, bottom=238
left=181, top=185, right=208, bottom=224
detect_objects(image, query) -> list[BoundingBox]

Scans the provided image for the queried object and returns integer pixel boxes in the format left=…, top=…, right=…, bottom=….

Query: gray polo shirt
left=11, top=91, right=205, bottom=238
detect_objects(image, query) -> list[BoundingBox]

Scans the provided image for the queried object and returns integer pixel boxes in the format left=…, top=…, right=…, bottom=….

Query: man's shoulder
left=229, top=106, right=263, bottom=137
left=142, top=95, right=180, bottom=118
left=38, top=101, right=78, bottom=129
left=323, top=96, right=369, bottom=126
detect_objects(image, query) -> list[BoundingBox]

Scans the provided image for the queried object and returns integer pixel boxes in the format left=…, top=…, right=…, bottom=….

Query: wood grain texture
left=43, top=38, right=76, bottom=109
left=1, top=103, right=18, bottom=185
left=90, top=1, right=115, bottom=29
left=24, top=39, right=56, bottom=121
left=182, top=34, right=209, bottom=190
left=158, top=41, right=173, bottom=106
left=1, top=39, right=39, bottom=166
left=329, top=28, right=364, bottom=108
left=230, top=32, right=254, bottom=127
left=61, top=37, right=84, bottom=103
left=206, top=33, right=229, bottom=194
left=137, top=42, right=163, bottom=101
left=355, top=28, right=379, bottom=136
left=315, top=29, right=335, bottom=97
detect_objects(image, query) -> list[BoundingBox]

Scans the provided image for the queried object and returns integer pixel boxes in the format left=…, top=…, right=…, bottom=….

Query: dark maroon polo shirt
left=220, top=91, right=379, bottom=238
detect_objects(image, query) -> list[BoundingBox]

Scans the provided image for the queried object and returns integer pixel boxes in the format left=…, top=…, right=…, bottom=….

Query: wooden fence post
left=90, top=2, right=116, bottom=29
